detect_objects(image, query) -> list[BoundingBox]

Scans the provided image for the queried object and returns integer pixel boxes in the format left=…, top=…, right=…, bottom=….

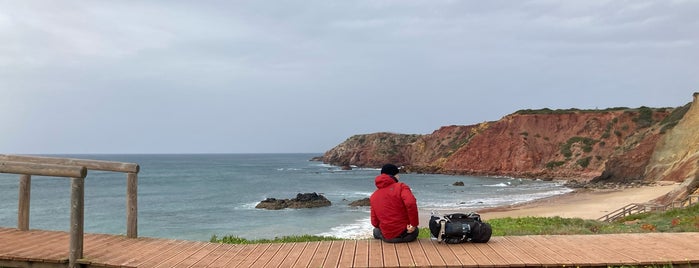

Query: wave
left=276, top=168, right=302, bottom=171
left=316, top=218, right=374, bottom=239
left=419, top=187, right=574, bottom=210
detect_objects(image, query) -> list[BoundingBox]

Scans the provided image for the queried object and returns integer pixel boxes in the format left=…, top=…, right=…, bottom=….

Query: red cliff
left=323, top=94, right=698, bottom=194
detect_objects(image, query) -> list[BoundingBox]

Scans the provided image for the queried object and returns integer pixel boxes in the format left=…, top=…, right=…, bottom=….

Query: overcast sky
left=1, top=1, right=697, bottom=154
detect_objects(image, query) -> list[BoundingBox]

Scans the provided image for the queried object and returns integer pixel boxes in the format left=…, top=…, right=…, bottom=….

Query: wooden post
left=18, top=174, right=31, bottom=230
left=126, top=172, right=138, bottom=238
left=69, top=177, right=84, bottom=268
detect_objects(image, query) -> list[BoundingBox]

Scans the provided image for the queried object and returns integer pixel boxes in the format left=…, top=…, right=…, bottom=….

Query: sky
left=1, top=0, right=698, bottom=154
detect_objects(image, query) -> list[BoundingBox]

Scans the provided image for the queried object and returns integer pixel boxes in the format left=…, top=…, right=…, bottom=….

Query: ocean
left=0, top=154, right=572, bottom=241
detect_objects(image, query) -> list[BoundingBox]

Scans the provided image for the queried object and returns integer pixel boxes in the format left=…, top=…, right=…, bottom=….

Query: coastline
left=418, top=182, right=680, bottom=224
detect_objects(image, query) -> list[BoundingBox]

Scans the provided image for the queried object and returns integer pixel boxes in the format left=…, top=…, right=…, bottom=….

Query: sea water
left=0, top=154, right=572, bottom=241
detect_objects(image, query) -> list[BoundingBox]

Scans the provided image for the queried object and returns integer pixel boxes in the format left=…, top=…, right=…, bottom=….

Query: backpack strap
left=437, top=219, right=446, bottom=243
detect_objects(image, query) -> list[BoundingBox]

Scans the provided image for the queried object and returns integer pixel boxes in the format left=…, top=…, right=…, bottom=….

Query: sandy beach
left=419, top=182, right=680, bottom=224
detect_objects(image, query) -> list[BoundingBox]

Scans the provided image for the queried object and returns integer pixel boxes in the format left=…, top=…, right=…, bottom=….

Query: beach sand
left=419, top=182, right=680, bottom=224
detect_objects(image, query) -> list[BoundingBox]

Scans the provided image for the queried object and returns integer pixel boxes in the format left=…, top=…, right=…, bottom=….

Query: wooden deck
left=1, top=228, right=698, bottom=268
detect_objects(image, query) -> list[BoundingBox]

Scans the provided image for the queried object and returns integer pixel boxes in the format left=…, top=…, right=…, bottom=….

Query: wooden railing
left=0, top=154, right=140, bottom=268
left=598, top=194, right=699, bottom=222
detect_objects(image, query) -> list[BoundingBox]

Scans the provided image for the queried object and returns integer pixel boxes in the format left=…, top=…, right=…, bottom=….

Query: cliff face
left=645, top=94, right=699, bottom=182
left=322, top=94, right=699, bottom=200
left=322, top=132, right=421, bottom=167
left=440, top=110, right=669, bottom=179
left=644, top=94, right=699, bottom=202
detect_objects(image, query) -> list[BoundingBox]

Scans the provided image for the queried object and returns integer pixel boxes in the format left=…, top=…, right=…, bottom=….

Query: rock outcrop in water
left=255, top=192, right=331, bottom=210
left=320, top=93, right=699, bottom=203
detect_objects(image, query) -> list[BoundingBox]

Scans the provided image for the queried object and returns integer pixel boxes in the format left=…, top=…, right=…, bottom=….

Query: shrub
left=632, top=106, right=654, bottom=128
left=577, top=157, right=592, bottom=168
left=546, top=161, right=566, bottom=169
left=560, top=137, right=597, bottom=157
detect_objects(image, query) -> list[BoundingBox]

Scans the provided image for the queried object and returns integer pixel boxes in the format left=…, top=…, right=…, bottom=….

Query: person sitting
left=370, top=164, right=419, bottom=243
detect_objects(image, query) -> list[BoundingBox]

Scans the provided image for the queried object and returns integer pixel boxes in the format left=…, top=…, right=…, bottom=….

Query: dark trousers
left=373, top=228, right=418, bottom=243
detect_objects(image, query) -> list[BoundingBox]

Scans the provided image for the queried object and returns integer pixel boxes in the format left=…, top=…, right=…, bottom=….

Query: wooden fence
left=0, top=154, right=140, bottom=268
left=598, top=194, right=699, bottom=222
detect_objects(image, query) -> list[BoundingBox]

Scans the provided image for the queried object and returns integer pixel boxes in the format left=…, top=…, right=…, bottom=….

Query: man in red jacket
left=370, top=164, right=420, bottom=243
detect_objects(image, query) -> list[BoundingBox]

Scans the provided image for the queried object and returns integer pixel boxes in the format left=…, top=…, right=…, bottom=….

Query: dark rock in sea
left=341, top=165, right=352, bottom=170
left=255, top=192, right=331, bottom=210
left=349, top=197, right=370, bottom=207
left=309, top=156, right=324, bottom=162
left=453, top=181, right=465, bottom=186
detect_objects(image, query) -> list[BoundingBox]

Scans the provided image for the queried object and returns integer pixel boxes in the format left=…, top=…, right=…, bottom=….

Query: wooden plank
left=80, top=234, right=138, bottom=263
left=307, top=241, right=332, bottom=268
left=129, top=240, right=192, bottom=267
left=2, top=231, right=67, bottom=261
left=599, top=234, right=657, bottom=265
left=321, top=240, right=345, bottom=268
left=534, top=236, right=590, bottom=266
left=353, top=239, right=369, bottom=267
left=249, top=243, right=283, bottom=267
left=337, top=240, right=357, bottom=268
left=574, top=234, right=638, bottom=265
left=262, top=242, right=296, bottom=268
left=0, top=229, right=60, bottom=253
left=482, top=237, right=527, bottom=267
left=657, top=233, right=699, bottom=261
left=504, top=236, right=552, bottom=266
left=82, top=237, right=144, bottom=264
left=4, top=230, right=699, bottom=268
left=542, top=235, right=611, bottom=266
left=277, top=242, right=308, bottom=268
left=0, top=161, right=87, bottom=178
left=381, top=242, right=399, bottom=267
left=126, top=172, right=138, bottom=238
left=209, top=244, right=261, bottom=267
left=394, top=242, right=415, bottom=267
left=0, top=154, right=139, bottom=173
left=106, top=238, right=173, bottom=266
left=406, top=239, right=431, bottom=267
left=17, top=174, right=30, bottom=231
left=291, top=241, right=319, bottom=268
left=151, top=241, right=210, bottom=268
left=367, top=239, right=384, bottom=267
left=504, top=236, right=557, bottom=266
left=432, top=242, right=463, bottom=267
left=5, top=231, right=67, bottom=262
left=609, top=233, right=679, bottom=265
left=417, top=239, right=446, bottom=267
left=80, top=235, right=137, bottom=261
left=69, top=177, right=84, bottom=268
left=186, top=244, right=240, bottom=268
left=228, top=243, right=273, bottom=267
left=7, top=234, right=67, bottom=261
left=194, top=245, right=246, bottom=268
left=450, top=243, right=484, bottom=267
left=472, top=242, right=511, bottom=267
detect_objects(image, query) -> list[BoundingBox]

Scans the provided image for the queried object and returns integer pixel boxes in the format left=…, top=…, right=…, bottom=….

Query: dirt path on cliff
left=419, top=182, right=680, bottom=224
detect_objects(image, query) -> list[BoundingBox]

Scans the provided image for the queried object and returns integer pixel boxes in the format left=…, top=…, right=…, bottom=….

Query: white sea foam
left=419, top=187, right=574, bottom=210
left=276, top=168, right=302, bottom=171
left=485, top=182, right=510, bottom=187
left=316, top=217, right=374, bottom=239
left=234, top=201, right=261, bottom=210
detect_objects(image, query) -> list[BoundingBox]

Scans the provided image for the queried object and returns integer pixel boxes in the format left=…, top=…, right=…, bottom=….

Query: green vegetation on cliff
left=515, top=107, right=630, bottom=115
left=659, top=102, right=692, bottom=134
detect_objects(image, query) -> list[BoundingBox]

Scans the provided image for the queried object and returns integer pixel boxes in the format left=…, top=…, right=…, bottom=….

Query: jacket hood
left=374, top=174, right=397, bottom=189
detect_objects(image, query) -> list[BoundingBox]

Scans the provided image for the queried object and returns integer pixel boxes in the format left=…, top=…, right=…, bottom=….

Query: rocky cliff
left=322, top=93, right=699, bottom=201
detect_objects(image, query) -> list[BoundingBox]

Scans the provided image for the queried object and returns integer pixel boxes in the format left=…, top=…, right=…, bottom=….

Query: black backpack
left=429, top=212, right=492, bottom=243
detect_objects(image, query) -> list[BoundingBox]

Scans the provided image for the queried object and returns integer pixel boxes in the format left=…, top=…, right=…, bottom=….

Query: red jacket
left=370, top=174, right=419, bottom=239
